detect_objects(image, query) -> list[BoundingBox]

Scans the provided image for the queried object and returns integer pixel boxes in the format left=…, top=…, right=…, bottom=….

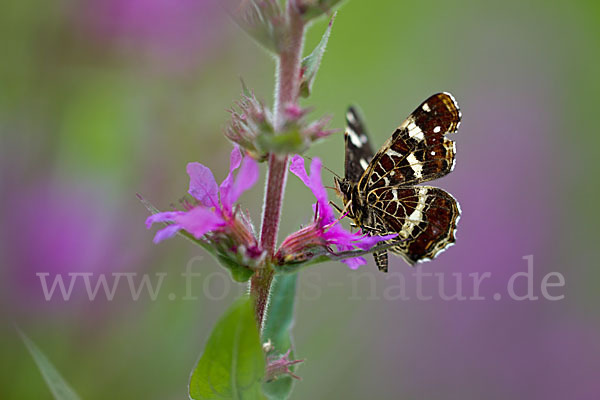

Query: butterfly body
left=336, top=93, right=461, bottom=272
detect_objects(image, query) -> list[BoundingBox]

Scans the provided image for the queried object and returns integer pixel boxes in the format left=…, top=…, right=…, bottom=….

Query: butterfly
left=335, top=93, right=461, bottom=272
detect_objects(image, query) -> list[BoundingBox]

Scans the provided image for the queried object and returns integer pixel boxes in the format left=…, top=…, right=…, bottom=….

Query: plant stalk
left=252, top=1, right=305, bottom=328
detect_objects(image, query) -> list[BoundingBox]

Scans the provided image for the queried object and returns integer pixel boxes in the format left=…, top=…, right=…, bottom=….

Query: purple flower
left=146, top=147, right=259, bottom=245
left=277, top=155, right=395, bottom=269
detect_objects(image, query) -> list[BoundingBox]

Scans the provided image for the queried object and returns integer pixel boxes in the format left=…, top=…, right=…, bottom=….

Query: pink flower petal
left=342, top=256, right=367, bottom=269
left=334, top=238, right=369, bottom=269
left=290, top=155, right=334, bottom=222
left=322, top=225, right=354, bottom=244
left=153, top=224, right=182, bottom=243
left=219, top=147, right=243, bottom=210
left=353, top=233, right=398, bottom=250
left=290, top=155, right=310, bottom=186
left=145, top=211, right=185, bottom=228
left=228, top=156, right=259, bottom=207
left=175, top=206, right=225, bottom=239
left=308, top=157, right=328, bottom=206
left=290, top=155, right=394, bottom=270
left=187, top=162, right=219, bottom=207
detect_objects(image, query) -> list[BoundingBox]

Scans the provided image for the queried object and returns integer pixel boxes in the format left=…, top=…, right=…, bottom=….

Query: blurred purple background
left=1, top=0, right=598, bottom=399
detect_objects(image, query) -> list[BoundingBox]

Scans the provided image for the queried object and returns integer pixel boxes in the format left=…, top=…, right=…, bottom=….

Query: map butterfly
left=335, top=93, right=461, bottom=272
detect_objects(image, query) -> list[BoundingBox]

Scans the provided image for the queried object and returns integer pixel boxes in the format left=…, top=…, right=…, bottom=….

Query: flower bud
left=224, top=89, right=273, bottom=161
left=265, top=350, right=303, bottom=382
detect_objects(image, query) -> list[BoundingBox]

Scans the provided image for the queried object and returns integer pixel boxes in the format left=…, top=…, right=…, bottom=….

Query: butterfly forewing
left=342, top=107, right=392, bottom=270
left=359, top=92, right=460, bottom=192
left=344, top=106, right=375, bottom=183
left=340, top=93, right=462, bottom=271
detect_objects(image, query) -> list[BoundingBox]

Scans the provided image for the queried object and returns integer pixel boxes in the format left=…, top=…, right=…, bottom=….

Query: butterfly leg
left=329, top=201, right=343, bottom=213
left=373, top=250, right=388, bottom=273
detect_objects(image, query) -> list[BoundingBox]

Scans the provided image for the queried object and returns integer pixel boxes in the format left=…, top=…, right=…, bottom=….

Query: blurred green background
left=1, top=0, right=599, bottom=399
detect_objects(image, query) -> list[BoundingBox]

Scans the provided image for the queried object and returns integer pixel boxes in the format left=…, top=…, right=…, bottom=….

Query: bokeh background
left=1, top=0, right=599, bottom=399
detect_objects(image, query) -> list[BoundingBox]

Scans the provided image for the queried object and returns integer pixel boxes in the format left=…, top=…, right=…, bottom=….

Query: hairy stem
left=252, top=1, right=305, bottom=328
left=259, top=4, right=305, bottom=255
left=250, top=268, right=275, bottom=329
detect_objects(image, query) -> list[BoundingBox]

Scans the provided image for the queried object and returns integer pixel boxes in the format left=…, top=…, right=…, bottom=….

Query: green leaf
left=299, top=13, right=336, bottom=98
left=298, top=0, right=345, bottom=22
left=262, top=274, right=299, bottom=399
left=18, top=329, right=81, bottom=400
left=229, top=0, right=286, bottom=55
left=189, top=296, right=266, bottom=400
left=240, top=77, right=253, bottom=98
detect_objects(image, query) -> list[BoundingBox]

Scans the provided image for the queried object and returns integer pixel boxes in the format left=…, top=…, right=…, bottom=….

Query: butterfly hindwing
left=366, top=186, right=460, bottom=265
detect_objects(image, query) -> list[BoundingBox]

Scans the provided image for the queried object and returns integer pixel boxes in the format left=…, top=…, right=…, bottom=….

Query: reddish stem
left=252, top=2, right=305, bottom=329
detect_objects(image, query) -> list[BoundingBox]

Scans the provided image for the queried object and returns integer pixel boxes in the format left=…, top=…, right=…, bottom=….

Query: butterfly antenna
left=330, top=200, right=351, bottom=219
left=330, top=201, right=343, bottom=213
left=305, top=156, right=342, bottom=179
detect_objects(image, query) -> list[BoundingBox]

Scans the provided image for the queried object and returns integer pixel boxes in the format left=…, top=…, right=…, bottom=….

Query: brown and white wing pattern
left=358, top=92, right=460, bottom=192
left=340, top=93, right=462, bottom=271
left=365, top=186, right=460, bottom=265
left=344, top=106, right=375, bottom=183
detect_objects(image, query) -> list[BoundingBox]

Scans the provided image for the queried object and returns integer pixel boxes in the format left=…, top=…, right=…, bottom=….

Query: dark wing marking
left=342, top=94, right=461, bottom=270
left=373, top=250, right=389, bottom=272
left=358, top=93, right=460, bottom=191
left=364, top=186, right=461, bottom=265
left=344, top=106, right=375, bottom=184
